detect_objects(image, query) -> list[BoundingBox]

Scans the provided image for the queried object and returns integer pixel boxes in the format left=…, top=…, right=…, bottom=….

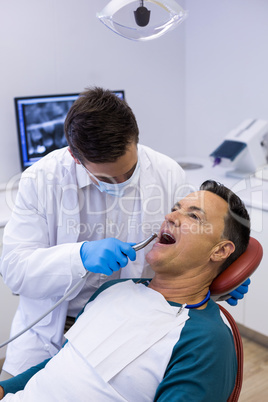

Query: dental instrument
left=132, top=232, right=157, bottom=251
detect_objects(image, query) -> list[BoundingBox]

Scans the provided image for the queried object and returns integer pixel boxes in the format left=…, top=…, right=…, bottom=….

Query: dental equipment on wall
left=210, top=119, right=268, bottom=179
left=97, top=0, right=187, bottom=41
left=0, top=233, right=157, bottom=349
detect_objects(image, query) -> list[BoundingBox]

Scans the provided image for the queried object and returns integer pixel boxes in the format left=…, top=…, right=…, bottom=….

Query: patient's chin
left=145, top=249, right=157, bottom=267
left=145, top=250, right=153, bottom=264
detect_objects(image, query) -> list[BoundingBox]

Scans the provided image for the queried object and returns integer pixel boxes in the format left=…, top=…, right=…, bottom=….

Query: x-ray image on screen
left=14, top=91, right=125, bottom=170
left=23, top=100, right=72, bottom=158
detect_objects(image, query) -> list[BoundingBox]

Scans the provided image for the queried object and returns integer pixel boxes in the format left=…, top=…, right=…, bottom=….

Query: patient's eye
left=172, top=202, right=205, bottom=224
left=171, top=202, right=180, bottom=212
left=188, top=212, right=202, bottom=222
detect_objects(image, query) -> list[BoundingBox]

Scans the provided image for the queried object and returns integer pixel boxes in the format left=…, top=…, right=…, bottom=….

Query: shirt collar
left=76, top=163, right=93, bottom=189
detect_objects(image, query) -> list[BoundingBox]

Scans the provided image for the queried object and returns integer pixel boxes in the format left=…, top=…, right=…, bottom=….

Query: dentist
left=0, top=87, right=186, bottom=378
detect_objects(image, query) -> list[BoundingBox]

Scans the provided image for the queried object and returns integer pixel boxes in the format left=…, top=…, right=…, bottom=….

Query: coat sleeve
left=0, top=359, right=50, bottom=397
left=0, top=170, right=86, bottom=299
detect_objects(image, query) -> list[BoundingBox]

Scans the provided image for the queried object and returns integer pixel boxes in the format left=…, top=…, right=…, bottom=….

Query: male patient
left=0, top=180, right=250, bottom=401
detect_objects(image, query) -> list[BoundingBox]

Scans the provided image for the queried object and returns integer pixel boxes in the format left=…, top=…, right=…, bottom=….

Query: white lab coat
left=0, top=144, right=186, bottom=375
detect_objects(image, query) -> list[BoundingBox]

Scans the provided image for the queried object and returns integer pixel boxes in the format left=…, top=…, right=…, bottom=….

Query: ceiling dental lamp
left=97, top=0, right=188, bottom=41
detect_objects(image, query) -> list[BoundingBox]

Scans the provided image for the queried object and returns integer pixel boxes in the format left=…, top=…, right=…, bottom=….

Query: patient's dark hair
left=64, top=87, right=139, bottom=164
left=200, top=180, right=250, bottom=271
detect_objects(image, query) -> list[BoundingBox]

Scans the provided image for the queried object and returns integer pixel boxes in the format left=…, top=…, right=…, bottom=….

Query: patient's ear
left=210, top=241, right=235, bottom=263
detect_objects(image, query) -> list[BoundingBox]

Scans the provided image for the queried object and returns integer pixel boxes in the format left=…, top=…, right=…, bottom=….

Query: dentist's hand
left=226, top=278, right=251, bottom=306
left=80, top=238, right=136, bottom=276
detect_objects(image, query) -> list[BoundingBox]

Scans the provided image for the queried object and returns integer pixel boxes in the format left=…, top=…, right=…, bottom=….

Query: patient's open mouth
left=159, top=232, right=176, bottom=245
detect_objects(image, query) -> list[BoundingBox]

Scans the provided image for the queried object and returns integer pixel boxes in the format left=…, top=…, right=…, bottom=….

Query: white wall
left=184, top=0, right=268, bottom=341
left=185, top=0, right=268, bottom=158
left=0, top=0, right=186, bottom=186
left=1, top=0, right=268, bottom=191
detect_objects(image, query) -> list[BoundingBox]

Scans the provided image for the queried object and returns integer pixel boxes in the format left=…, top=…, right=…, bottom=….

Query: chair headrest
left=210, top=237, right=263, bottom=301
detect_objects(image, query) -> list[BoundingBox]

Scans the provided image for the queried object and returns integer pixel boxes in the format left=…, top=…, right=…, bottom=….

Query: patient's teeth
left=161, top=233, right=175, bottom=244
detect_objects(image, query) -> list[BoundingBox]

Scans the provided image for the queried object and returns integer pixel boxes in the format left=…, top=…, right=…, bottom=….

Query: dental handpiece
left=132, top=233, right=158, bottom=251
left=0, top=233, right=158, bottom=349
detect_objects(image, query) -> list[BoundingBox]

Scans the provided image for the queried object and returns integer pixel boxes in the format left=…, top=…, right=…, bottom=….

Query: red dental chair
left=210, top=237, right=263, bottom=402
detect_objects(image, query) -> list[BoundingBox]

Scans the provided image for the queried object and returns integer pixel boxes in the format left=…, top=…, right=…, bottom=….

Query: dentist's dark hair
left=200, top=180, right=250, bottom=271
left=64, top=87, right=139, bottom=164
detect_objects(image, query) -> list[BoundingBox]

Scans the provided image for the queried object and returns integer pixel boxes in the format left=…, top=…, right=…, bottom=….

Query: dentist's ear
left=210, top=241, right=235, bottom=263
left=68, top=147, right=81, bottom=164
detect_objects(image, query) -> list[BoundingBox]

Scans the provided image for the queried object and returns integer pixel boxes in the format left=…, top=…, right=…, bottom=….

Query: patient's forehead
left=175, top=190, right=228, bottom=219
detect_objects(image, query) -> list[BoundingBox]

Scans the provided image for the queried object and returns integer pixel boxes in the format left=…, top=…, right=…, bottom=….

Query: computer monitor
left=15, top=90, right=125, bottom=170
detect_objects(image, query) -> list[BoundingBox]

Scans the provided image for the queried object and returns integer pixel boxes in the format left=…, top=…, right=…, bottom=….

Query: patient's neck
left=148, top=273, right=211, bottom=308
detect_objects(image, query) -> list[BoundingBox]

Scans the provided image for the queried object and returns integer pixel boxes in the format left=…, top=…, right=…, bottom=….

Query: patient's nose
left=165, top=211, right=181, bottom=227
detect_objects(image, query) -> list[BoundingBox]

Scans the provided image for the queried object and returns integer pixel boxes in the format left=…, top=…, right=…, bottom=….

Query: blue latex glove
left=80, top=238, right=136, bottom=276
left=226, top=278, right=251, bottom=306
